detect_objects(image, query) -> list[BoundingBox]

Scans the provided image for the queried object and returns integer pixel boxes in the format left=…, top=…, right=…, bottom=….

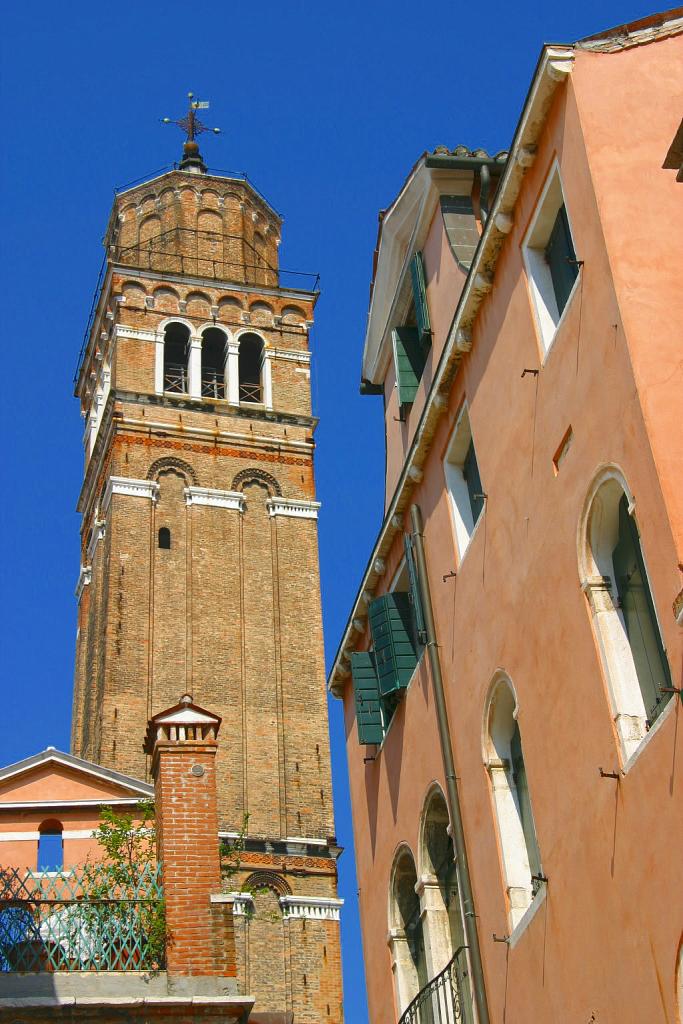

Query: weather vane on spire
left=162, top=93, right=221, bottom=174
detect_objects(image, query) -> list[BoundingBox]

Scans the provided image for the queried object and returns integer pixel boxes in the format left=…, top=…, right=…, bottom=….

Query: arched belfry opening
left=163, top=322, right=191, bottom=393
left=201, top=327, right=227, bottom=399
left=238, top=333, right=264, bottom=403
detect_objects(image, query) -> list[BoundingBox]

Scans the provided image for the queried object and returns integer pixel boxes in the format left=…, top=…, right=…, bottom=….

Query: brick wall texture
left=71, top=169, right=343, bottom=1021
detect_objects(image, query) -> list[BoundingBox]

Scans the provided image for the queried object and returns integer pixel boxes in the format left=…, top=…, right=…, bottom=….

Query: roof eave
left=328, top=43, right=575, bottom=698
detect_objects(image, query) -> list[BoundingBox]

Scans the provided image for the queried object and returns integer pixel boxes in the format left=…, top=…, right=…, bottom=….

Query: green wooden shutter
left=410, top=251, right=432, bottom=347
left=463, top=439, right=484, bottom=524
left=350, top=651, right=384, bottom=745
left=392, top=327, right=425, bottom=408
left=544, top=204, right=578, bottom=315
left=404, top=533, right=427, bottom=645
left=612, top=495, right=672, bottom=724
left=510, top=723, right=542, bottom=882
left=368, top=592, right=419, bottom=696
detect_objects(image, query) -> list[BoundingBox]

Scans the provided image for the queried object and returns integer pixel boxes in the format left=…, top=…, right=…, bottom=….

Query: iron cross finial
left=162, top=92, right=221, bottom=173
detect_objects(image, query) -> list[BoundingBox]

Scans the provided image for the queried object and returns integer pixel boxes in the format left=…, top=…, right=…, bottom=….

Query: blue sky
left=0, top=1, right=660, bottom=1018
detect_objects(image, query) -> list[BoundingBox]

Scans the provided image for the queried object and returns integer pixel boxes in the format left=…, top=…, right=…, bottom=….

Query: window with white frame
left=579, top=467, right=673, bottom=761
left=444, top=405, right=485, bottom=561
left=522, top=161, right=580, bottom=355
left=484, top=676, right=543, bottom=931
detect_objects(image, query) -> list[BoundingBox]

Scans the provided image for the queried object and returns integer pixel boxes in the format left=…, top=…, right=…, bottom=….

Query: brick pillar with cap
left=144, top=694, right=235, bottom=978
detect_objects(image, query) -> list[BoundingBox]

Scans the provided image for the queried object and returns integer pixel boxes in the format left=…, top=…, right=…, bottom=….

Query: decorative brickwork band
left=279, top=896, right=343, bottom=921
left=144, top=695, right=236, bottom=979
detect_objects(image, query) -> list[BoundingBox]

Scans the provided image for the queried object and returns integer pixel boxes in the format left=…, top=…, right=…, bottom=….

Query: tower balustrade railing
left=163, top=364, right=188, bottom=394
left=201, top=369, right=225, bottom=399
left=0, top=864, right=164, bottom=973
left=398, top=948, right=472, bottom=1024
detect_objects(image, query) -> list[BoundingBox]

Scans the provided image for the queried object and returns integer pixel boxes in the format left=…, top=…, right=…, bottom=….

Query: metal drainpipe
left=410, top=504, right=491, bottom=1024
left=479, top=164, right=491, bottom=225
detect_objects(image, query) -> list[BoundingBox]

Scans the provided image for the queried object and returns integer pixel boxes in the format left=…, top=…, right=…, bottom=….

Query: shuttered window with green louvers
left=350, top=651, right=385, bottom=745
left=368, top=592, right=419, bottom=696
left=544, top=204, right=578, bottom=316
left=410, top=251, right=432, bottom=348
left=404, top=533, right=427, bottom=646
left=392, top=326, right=426, bottom=410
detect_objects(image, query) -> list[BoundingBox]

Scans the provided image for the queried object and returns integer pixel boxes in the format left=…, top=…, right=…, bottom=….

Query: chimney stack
left=144, top=694, right=235, bottom=979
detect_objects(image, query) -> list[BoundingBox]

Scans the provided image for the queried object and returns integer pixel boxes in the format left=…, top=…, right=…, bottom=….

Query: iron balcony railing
left=398, top=948, right=471, bottom=1024
left=0, top=864, right=164, bottom=973
left=201, top=369, right=225, bottom=399
left=164, top=363, right=188, bottom=394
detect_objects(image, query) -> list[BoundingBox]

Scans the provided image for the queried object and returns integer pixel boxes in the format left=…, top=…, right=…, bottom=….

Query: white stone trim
left=210, top=892, right=254, bottom=917
left=185, top=487, right=245, bottom=511
left=269, top=348, right=311, bottom=364
left=75, top=566, right=92, bottom=600
left=266, top=498, right=321, bottom=520
left=86, top=523, right=106, bottom=562
left=102, top=477, right=159, bottom=512
left=114, top=326, right=157, bottom=342
left=263, top=349, right=273, bottom=410
left=0, top=829, right=95, bottom=842
left=279, top=896, right=343, bottom=922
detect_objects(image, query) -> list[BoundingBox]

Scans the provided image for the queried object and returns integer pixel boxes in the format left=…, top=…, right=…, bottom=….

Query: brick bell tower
left=71, top=100, right=344, bottom=1021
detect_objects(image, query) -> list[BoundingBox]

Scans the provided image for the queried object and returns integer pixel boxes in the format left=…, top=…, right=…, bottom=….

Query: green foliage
left=219, top=814, right=271, bottom=921
left=85, top=800, right=166, bottom=970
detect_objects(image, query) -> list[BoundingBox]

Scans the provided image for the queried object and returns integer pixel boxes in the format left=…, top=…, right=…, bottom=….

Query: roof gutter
left=328, top=44, right=575, bottom=697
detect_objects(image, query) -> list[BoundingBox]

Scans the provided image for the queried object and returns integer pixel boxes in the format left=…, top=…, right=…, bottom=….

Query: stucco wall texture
left=342, top=33, right=683, bottom=1024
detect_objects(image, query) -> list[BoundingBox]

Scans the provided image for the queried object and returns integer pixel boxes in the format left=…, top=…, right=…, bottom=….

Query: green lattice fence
left=0, top=863, right=164, bottom=972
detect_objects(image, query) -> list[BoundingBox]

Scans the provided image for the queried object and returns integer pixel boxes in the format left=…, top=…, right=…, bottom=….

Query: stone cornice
left=75, top=565, right=92, bottom=600
left=267, top=497, right=321, bottom=520
left=185, top=487, right=245, bottom=511
left=102, top=476, right=159, bottom=512
left=279, top=896, right=343, bottom=921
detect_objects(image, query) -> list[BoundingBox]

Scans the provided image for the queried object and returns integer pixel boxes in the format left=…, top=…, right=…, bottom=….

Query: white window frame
left=443, top=403, right=483, bottom=563
left=522, top=159, right=580, bottom=358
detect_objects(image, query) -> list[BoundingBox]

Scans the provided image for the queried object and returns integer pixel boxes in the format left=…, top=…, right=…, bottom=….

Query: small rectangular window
left=444, top=405, right=485, bottom=561
left=522, top=162, right=580, bottom=356
left=37, top=832, right=63, bottom=872
left=544, top=205, right=578, bottom=314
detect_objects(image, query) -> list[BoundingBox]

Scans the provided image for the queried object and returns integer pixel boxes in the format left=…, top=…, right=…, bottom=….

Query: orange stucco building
left=0, top=749, right=152, bottom=874
left=329, top=11, right=683, bottom=1024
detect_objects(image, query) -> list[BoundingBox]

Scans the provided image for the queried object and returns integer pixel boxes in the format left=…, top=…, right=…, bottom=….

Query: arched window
left=163, top=322, right=190, bottom=394
left=37, top=820, right=63, bottom=872
left=418, top=787, right=471, bottom=1015
left=579, top=468, right=673, bottom=760
left=201, top=328, right=227, bottom=399
left=484, top=676, right=542, bottom=930
left=388, top=847, right=428, bottom=1015
left=238, top=333, right=264, bottom=403
left=158, top=527, right=171, bottom=549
